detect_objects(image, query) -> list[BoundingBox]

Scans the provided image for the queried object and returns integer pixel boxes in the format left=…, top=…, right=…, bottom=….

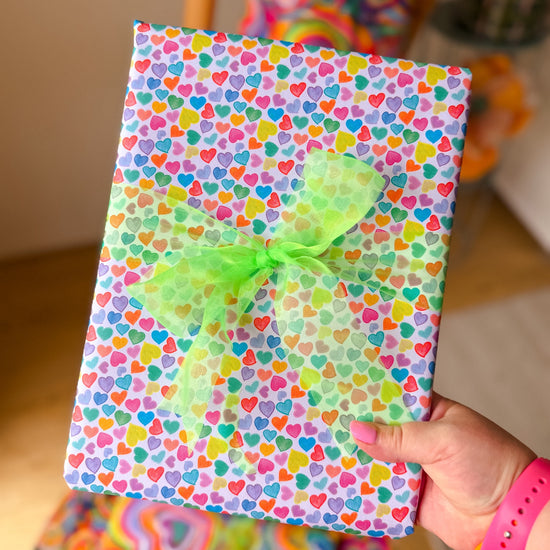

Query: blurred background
left=1, top=1, right=549, bottom=549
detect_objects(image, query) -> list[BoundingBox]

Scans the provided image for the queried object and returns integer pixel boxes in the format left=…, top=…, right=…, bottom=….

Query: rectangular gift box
left=65, top=21, right=471, bottom=538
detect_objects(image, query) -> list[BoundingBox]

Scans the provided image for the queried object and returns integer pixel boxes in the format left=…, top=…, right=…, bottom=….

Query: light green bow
left=125, top=148, right=415, bottom=470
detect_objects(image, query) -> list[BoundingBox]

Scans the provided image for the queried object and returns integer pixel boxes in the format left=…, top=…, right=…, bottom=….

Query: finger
left=350, top=419, right=446, bottom=465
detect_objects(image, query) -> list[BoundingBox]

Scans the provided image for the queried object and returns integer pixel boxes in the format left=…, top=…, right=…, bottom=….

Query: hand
left=350, top=393, right=537, bottom=550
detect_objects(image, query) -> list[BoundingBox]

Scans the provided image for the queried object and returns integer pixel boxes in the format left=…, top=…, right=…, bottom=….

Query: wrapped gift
left=65, top=21, right=471, bottom=539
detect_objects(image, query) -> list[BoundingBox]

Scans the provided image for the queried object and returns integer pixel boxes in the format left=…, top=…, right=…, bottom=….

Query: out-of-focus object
left=238, top=0, right=434, bottom=57
left=458, top=0, right=550, bottom=46
left=461, top=53, right=533, bottom=182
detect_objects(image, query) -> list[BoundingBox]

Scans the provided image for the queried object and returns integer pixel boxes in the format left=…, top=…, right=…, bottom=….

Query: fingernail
left=350, top=421, right=378, bottom=444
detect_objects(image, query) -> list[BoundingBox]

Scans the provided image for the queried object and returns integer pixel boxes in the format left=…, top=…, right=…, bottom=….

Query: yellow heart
left=207, top=436, right=228, bottom=460
left=230, top=114, right=245, bottom=126
left=179, top=107, right=200, bottom=130
left=403, top=220, right=425, bottom=242
left=226, top=394, right=240, bottom=407
left=381, top=380, right=402, bottom=403
left=288, top=449, right=309, bottom=473
left=245, top=196, right=266, bottom=219
left=410, top=259, right=425, bottom=271
left=286, top=281, right=300, bottom=293
left=398, top=339, right=414, bottom=352
left=126, top=424, right=147, bottom=447
left=433, top=101, right=447, bottom=114
left=370, top=463, right=391, bottom=486
left=347, top=55, right=368, bottom=75
left=399, top=60, right=414, bottom=71
left=152, top=101, right=167, bottom=114
left=354, top=91, right=368, bottom=104
left=166, top=29, right=181, bottom=38
left=318, top=326, right=332, bottom=338
left=300, top=367, right=322, bottom=390
left=191, top=403, right=207, bottom=419
left=263, top=158, right=277, bottom=170
left=167, top=185, right=188, bottom=202
left=140, top=343, right=161, bottom=365
left=269, top=44, right=290, bottom=63
left=352, top=374, right=368, bottom=386
left=335, top=131, right=356, bottom=153
left=294, top=490, right=309, bottom=504
left=220, top=354, right=241, bottom=377
left=257, top=119, right=278, bottom=141
left=146, top=381, right=160, bottom=395
left=426, top=65, right=447, bottom=85
left=415, top=142, right=436, bottom=163
left=132, top=464, right=146, bottom=477
left=213, top=478, right=227, bottom=490
left=376, top=503, right=391, bottom=518
left=197, top=68, right=211, bottom=81
left=191, top=33, right=212, bottom=52
left=243, top=39, right=258, bottom=49
left=312, top=287, right=332, bottom=309
left=391, top=300, right=413, bottom=322
left=185, top=145, right=199, bottom=159
left=422, top=179, right=436, bottom=192
left=275, top=80, right=289, bottom=92
left=306, top=407, right=321, bottom=421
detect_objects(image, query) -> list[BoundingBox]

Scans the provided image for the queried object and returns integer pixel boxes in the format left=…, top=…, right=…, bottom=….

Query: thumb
left=350, top=419, right=444, bottom=465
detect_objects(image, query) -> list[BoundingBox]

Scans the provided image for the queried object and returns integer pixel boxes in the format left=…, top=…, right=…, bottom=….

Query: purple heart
left=259, top=401, right=275, bottom=417
left=200, top=120, right=213, bottom=133
left=403, top=393, right=417, bottom=407
left=212, top=44, right=225, bottom=56
left=144, top=485, right=159, bottom=498
left=113, top=296, right=128, bottom=312
left=309, top=463, right=323, bottom=477
left=165, top=470, right=181, bottom=487
left=188, top=197, right=201, bottom=209
left=241, top=366, right=254, bottom=380
left=307, top=86, right=322, bottom=101
left=162, top=355, right=175, bottom=368
left=328, top=497, right=344, bottom=513
left=292, top=504, right=306, bottom=517
left=388, top=525, right=404, bottom=536
left=130, top=478, right=144, bottom=491
left=65, top=470, right=80, bottom=485
left=356, top=143, right=370, bottom=156
left=98, top=376, right=114, bottom=392
left=290, top=55, right=302, bottom=67
left=70, top=423, right=81, bottom=436
left=368, top=65, right=381, bottom=78
left=278, top=132, right=291, bottom=145
left=85, top=457, right=101, bottom=473
left=225, top=497, right=240, bottom=511
left=229, top=74, right=245, bottom=90
left=437, top=153, right=450, bottom=166
left=434, top=199, right=450, bottom=214
left=396, top=353, right=411, bottom=367
left=411, top=360, right=427, bottom=374
left=246, top=483, right=262, bottom=500
left=152, top=63, right=167, bottom=78
left=139, top=139, right=154, bottom=154
left=123, top=108, right=135, bottom=121
left=414, top=312, right=428, bottom=326
left=143, top=397, right=157, bottom=409
left=266, top=209, right=279, bottom=223
left=136, top=33, right=148, bottom=45
left=306, top=511, right=321, bottom=524
left=386, top=97, right=402, bottom=112
left=218, top=152, right=233, bottom=167
left=448, top=76, right=460, bottom=89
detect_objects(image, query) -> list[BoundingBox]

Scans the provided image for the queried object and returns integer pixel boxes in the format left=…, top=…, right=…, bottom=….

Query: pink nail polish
left=350, top=421, right=378, bottom=444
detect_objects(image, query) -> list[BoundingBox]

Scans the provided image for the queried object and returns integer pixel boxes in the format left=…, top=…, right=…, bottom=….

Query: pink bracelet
left=480, top=458, right=550, bottom=549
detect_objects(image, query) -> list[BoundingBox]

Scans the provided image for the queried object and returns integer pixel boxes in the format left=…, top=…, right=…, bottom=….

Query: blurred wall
left=1, top=0, right=245, bottom=261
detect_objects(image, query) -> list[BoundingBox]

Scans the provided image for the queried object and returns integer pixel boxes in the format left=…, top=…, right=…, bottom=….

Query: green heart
left=114, top=410, right=131, bottom=426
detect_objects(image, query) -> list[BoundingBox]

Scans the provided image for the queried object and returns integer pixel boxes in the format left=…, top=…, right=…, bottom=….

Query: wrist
left=478, top=458, right=550, bottom=550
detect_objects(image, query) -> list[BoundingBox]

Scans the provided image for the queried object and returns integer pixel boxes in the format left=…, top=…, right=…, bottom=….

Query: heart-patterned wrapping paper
left=64, top=21, right=471, bottom=538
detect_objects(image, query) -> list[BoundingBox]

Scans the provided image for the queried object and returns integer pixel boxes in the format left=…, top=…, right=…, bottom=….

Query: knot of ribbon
left=123, top=148, right=422, bottom=471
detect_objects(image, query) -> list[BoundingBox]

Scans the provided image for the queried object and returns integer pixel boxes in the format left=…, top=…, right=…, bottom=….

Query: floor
left=1, top=187, right=549, bottom=549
